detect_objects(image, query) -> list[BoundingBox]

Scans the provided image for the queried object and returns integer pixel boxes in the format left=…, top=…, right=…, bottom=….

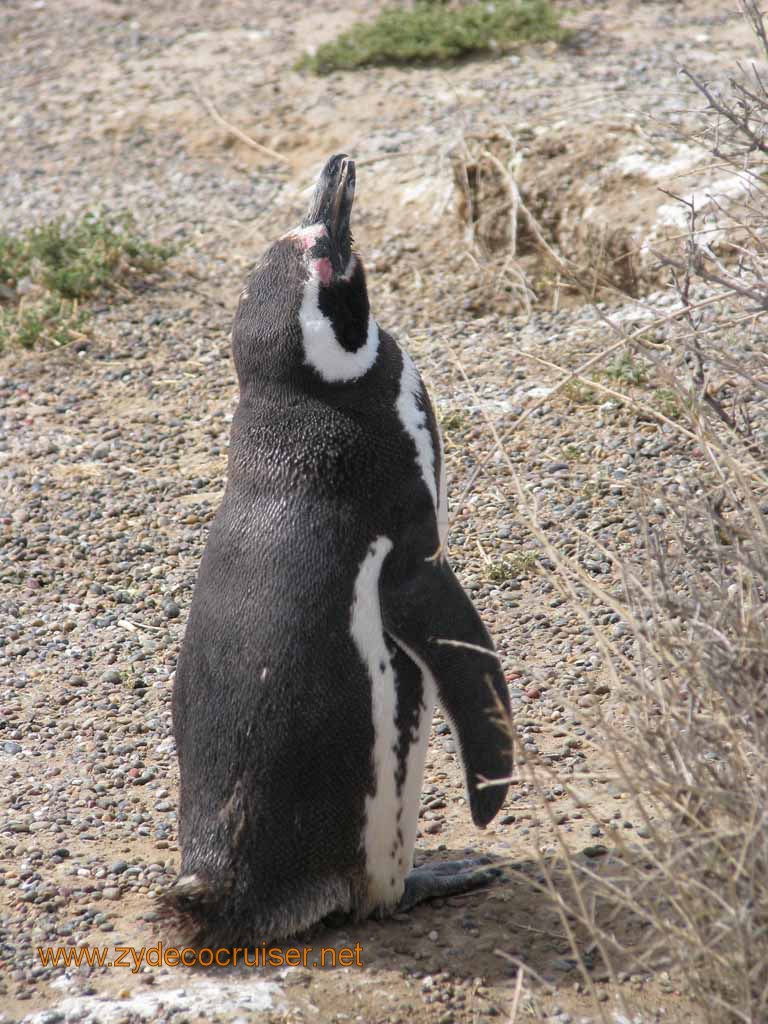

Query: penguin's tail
left=165, top=872, right=211, bottom=903
left=156, top=871, right=234, bottom=949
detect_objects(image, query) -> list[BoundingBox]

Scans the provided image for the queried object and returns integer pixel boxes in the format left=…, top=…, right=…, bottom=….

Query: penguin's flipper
left=398, top=857, right=503, bottom=912
left=381, top=552, right=513, bottom=828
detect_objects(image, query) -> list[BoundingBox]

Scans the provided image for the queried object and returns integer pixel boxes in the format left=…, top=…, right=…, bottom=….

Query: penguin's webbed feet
left=397, top=857, right=503, bottom=913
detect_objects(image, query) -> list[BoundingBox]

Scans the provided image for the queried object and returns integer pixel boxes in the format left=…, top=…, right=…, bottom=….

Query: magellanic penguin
left=162, top=154, right=513, bottom=948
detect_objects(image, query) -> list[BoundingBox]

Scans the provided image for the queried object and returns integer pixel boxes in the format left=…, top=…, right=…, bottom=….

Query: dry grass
left=470, top=3, right=768, bottom=1019
left=449, top=126, right=665, bottom=315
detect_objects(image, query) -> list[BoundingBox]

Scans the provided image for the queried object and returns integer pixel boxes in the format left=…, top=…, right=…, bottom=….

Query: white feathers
left=299, top=274, right=380, bottom=383
left=350, top=536, right=403, bottom=907
left=389, top=634, right=436, bottom=873
left=285, top=222, right=326, bottom=247
left=396, top=350, right=438, bottom=509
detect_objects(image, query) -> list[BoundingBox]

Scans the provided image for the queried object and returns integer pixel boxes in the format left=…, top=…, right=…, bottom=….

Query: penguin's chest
left=349, top=536, right=436, bottom=911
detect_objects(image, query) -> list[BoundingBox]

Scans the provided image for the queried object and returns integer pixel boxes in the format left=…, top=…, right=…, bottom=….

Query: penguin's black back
left=170, top=329, right=438, bottom=945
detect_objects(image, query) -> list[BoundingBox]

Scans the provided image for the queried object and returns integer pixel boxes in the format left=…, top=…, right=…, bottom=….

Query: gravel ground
left=0, top=1, right=760, bottom=1022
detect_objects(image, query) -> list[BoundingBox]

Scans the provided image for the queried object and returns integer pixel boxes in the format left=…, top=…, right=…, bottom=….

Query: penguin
left=162, top=154, right=513, bottom=948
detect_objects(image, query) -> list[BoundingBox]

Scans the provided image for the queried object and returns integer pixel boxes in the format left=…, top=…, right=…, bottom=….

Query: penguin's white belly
left=350, top=536, right=436, bottom=910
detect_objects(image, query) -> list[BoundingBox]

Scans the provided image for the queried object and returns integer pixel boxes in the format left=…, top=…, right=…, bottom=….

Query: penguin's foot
left=397, top=857, right=502, bottom=913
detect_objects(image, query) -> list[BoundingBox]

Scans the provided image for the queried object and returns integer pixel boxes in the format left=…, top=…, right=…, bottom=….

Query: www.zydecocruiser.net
left=37, top=941, right=365, bottom=973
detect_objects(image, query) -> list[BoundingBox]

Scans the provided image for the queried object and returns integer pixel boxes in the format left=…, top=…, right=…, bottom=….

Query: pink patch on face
left=314, top=257, right=333, bottom=285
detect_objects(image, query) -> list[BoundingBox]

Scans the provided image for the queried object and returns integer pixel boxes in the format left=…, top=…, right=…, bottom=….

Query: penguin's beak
left=302, top=153, right=355, bottom=275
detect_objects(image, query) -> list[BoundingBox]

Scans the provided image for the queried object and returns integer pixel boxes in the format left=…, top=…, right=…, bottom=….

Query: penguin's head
left=233, top=154, right=380, bottom=386
left=298, top=152, right=356, bottom=283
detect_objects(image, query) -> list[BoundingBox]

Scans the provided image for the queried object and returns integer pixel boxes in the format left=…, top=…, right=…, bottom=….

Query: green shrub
left=602, top=352, right=649, bottom=386
left=0, top=297, right=88, bottom=350
left=297, top=0, right=568, bottom=74
left=487, top=551, right=538, bottom=581
left=0, top=212, right=173, bottom=349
